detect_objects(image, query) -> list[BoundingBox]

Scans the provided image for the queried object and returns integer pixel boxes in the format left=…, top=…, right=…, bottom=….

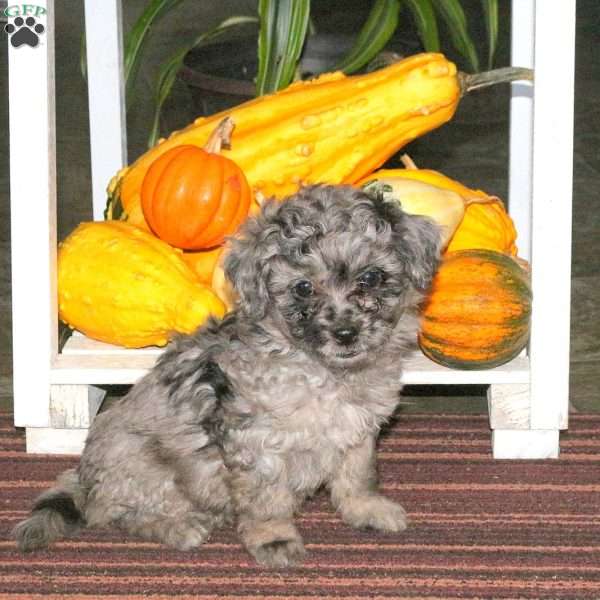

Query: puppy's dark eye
left=358, top=269, right=383, bottom=289
left=293, top=279, right=314, bottom=298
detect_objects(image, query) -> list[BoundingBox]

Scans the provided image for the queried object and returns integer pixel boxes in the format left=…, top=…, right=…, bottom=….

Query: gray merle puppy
left=14, top=184, right=440, bottom=567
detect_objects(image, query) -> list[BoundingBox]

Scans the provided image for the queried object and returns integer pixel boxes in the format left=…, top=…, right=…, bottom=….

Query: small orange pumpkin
left=141, top=118, right=252, bottom=250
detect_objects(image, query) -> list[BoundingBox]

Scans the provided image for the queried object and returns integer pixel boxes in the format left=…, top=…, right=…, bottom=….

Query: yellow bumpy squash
left=360, top=157, right=518, bottom=255
left=446, top=201, right=518, bottom=256
left=58, top=221, right=226, bottom=347
left=359, top=173, right=494, bottom=248
left=108, top=53, right=462, bottom=230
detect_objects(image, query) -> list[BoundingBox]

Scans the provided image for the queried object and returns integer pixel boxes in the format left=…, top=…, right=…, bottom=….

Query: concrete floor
left=1, top=1, right=598, bottom=413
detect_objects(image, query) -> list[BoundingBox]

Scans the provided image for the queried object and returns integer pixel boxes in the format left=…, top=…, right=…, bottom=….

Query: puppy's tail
left=13, top=468, right=87, bottom=552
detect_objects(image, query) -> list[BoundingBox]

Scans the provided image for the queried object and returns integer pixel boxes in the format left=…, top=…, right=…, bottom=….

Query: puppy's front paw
left=252, top=537, right=306, bottom=568
left=162, top=514, right=212, bottom=550
left=339, top=494, right=408, bottom=533
left=240, top=519, right=306, bottom=568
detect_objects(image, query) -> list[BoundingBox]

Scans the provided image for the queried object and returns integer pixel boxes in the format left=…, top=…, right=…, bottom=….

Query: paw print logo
left=4, top=16, right=45, bottom=48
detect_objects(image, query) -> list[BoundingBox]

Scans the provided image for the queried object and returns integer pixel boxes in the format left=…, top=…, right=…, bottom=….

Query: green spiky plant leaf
left=403, top=0, right=440, bottom=52
left=432, top=0, right=480, bottom=72
left=256, top=0, right=311, bottom=94
left=334, top=0, right=400, bottom=74
left=124, top=0, right=189, bottom=108
left=481, top=0, right=498, bottom=69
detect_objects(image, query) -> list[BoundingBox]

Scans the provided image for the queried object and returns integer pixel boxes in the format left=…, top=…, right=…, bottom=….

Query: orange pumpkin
left=141, top=119, right=252, bottom=250
left=418, top=249, right=531, bottom=369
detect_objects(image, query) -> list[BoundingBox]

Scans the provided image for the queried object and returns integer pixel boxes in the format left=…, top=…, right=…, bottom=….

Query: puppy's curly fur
left=14, top=185, right=440, bottom=567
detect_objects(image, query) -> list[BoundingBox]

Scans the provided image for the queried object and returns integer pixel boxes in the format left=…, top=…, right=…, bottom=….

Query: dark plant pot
left=179, top=33, right=357, bottom=117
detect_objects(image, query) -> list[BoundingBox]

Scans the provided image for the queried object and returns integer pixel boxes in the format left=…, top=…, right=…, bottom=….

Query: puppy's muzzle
left=332, top=324, right=360, bottom=346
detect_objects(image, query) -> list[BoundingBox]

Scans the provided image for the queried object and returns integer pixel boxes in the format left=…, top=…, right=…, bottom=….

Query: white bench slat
left=52, top=334, right=530, bottom=386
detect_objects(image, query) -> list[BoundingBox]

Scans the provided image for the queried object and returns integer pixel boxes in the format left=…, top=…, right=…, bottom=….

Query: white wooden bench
left=8, top=0, right=576, bottom=458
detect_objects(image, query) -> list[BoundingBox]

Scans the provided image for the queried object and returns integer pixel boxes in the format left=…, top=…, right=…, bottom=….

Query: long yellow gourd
left=108, top=53, right=462, bottom=230
left=58, top=221, right=225, bottom=347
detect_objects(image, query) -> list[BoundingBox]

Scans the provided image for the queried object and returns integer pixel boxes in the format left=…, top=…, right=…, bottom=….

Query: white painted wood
left=492, top=429, right=560, bottom=460
left=49, top=385, right=106, bottom=428
left=26, top=427, right=88, bottom=455
left=84, top=0, right=127, bottom=220
left=52, top=336, right=531, bottom=385
left=400, top=355, right=530, bottom=386
left=9, top=0, right=56, bottom=428
left=487, top=384, right=530, bottom=430
left=509, top=0, right=534, bottom=261
left=528, top=2, right=575, bottom=432
left=64, top=332, right=163, bottom=356
left=51, top=353, right=157, bottom=385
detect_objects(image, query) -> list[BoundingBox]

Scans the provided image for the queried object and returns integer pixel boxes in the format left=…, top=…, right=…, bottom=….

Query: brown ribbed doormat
left=1, top=410, right=600, bottom=599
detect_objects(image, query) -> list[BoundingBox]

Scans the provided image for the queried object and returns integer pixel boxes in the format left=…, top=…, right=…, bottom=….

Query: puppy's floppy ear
left=371, top=195, right=442, bottom=291
left=223, top=202, right=280, bottom=320
left=397, top=213, right=442, bottom=291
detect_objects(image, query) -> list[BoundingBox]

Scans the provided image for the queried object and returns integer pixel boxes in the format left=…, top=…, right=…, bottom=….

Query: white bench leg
left=503, top=2, right=574, bottom=460
left=488, top=383, right=560, bottom=459
left=25, top=385, right=105, bottom=455
left=492, top=429, right=559, bottom=459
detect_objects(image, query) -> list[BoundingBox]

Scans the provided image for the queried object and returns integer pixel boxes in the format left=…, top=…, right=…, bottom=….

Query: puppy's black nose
left=333, top=325, right=359, bottom=346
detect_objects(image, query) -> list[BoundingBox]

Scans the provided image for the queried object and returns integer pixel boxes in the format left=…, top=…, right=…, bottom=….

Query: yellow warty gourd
left=58, top=221, right=225, bottom=347
left=108, top=53, right=463, bottom=230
